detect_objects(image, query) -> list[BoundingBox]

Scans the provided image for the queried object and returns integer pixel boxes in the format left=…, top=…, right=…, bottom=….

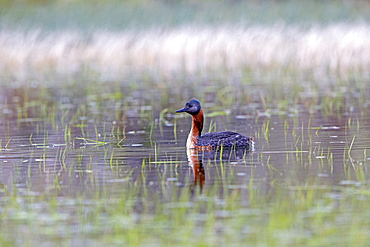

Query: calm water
left=1, top=92, right=367, bottom=193
left=0, top=85, right=369, bottom=245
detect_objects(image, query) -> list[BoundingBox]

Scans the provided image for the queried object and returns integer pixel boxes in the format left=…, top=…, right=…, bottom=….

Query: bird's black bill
left=175, top=108, right=187, bottom=113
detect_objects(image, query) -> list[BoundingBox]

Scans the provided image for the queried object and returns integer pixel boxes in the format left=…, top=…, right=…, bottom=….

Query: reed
left=0, top=25, right=369, bottom=90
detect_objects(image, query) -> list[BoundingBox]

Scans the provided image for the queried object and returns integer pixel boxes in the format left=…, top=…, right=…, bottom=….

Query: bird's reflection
left=187, top=147, right=251, bottom=194
left=187, top=148, right=205, bottom=194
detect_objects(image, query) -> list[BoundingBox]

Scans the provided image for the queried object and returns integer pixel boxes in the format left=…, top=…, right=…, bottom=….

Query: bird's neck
left=186, top=109, right=204, bottom=148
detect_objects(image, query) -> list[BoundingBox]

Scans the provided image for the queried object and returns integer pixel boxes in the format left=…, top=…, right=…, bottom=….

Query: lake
left=1, top=79, right=370, bottom=246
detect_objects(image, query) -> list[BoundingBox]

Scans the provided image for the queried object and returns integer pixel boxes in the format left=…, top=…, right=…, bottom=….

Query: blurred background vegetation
left=1, top=0, right=370, bottom=31
left=0, top=0, right=369, bottom=110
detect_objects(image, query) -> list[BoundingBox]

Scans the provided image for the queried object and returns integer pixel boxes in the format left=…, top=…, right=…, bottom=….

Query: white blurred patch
left=0, top=24, right=369, bottom=82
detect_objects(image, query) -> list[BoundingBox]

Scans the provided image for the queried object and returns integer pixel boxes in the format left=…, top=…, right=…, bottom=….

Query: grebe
left=176, top=99, right=254, bottom=149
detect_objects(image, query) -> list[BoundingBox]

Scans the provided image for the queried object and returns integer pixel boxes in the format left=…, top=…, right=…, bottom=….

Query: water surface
left=1, top=84, right=369, bottom=245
